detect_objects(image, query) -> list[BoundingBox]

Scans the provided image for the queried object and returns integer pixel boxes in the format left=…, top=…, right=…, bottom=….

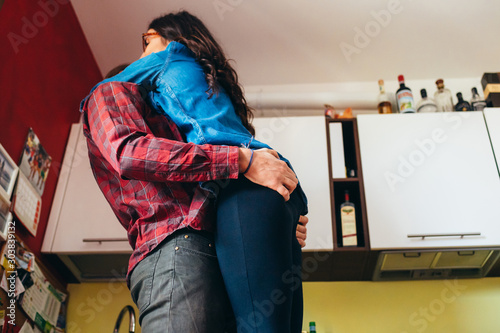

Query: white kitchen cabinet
left=484, top=108, right=500, bottom=167
left=42, top=123, right=131, bottom=255
left=357, top=112, right=500, bottom=250
left=253, top=116, right=333, bottom=251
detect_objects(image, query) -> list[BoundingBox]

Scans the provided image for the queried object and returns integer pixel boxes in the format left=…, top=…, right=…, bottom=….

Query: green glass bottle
left=309, top=321, right=317, bottom=333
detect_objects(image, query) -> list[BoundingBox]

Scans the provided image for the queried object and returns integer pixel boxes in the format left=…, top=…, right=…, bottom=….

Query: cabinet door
left=484, top=108, right=500, bottom=166
left=357, top=112, right=500, bottom=250
left=44, top=124, right=131, bottom=254
left=253, top=116, right=333, bottom=250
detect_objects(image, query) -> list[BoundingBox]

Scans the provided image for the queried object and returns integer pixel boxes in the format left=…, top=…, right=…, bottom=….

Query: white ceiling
left=72, top=0, right=500, bottom=88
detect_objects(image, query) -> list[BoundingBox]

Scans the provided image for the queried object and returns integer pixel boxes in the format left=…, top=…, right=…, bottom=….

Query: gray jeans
left=129, top=229, right=236, bottom=332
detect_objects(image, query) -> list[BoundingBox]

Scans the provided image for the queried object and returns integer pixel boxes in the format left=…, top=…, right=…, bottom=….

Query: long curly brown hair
left=148, top=11, right=255, bottom=136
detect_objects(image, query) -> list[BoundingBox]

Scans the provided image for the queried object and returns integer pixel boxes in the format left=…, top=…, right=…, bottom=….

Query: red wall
left=0, top=0, right=102, bottom=278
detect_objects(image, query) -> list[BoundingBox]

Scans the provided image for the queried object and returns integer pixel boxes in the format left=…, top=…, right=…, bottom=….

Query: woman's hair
left=148, top=11, right=255, bottom=136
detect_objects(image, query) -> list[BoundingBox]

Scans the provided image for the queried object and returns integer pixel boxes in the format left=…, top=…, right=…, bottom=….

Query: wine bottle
left=377, top=79, right=393, bottom=114
left=455, top=92, right=472, bottom=111
left=396, top=75, right=415, bottom=113
left=340, top=190, right=357, bottom=246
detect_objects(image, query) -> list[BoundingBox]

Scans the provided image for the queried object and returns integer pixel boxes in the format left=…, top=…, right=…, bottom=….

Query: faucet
left=113, top=305, right=136, bottom=333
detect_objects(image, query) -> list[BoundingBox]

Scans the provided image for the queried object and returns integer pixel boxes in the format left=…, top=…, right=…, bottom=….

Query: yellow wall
left=302, top=278, right=500, bottom=333
left=66, top=278, right=500, bottom=333
left=66, top=282, right=141, bottom=333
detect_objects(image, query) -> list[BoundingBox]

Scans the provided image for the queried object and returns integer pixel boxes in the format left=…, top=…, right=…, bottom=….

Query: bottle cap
left=472, top=87, right=478, bottom=94
left=420, top=89, right=427, bottom=98
left=436, top=78, right=444, bottom=85
left=457, top=92, right=463, bottom=100
left=378, top=79, right=384, bottom=86
left=398, top=75, right=404, bottom=83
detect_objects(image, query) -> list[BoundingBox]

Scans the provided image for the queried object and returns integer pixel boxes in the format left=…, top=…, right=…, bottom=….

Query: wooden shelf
left=325, top=117, right=370, bottom=251
left=326, top=117, right=358, bottom=122
left=332, top=177, right=359, bottom=182
left=300, top=116, right=374, bottom=282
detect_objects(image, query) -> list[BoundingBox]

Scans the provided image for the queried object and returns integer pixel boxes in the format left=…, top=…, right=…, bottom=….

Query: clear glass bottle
left=455, top=92, right=472, bottom=111
left=396, top=75, right=415, bottom=113
left=434, top=79, right=454, bottom=112
left=416, top=89, right=438, bottom=113
left=471, top=87, right=487, bottom=111
left=377, top=79, right=393, bottom=114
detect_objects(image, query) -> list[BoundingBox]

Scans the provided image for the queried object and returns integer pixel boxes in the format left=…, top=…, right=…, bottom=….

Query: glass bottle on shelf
left=396, top=75, right=415, bottom=113
left=309, top=322, right=317, bottom=333
left=340, top=190, right=357, bottom=246
left=471, top=87, right=487, bottom=111
left=455, top=92, right=472, bottom=111
left=434, top=79, right=454, bottom=112
left=416, top=89, right=438, bottom=113
left=377, top=79, right=393, bottom=114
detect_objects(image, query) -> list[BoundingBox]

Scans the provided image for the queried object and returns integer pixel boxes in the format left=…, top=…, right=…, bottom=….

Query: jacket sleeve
left=83, top=82, right=240, bottom=183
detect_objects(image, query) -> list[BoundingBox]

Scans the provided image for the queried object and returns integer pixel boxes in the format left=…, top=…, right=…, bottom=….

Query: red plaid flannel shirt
left=81, top=82, right=239, bottom=282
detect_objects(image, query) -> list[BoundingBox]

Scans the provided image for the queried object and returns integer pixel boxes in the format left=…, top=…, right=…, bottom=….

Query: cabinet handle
left=407, top=233, right=481, bottom=240
left=82, top=238, right=129, bottom=244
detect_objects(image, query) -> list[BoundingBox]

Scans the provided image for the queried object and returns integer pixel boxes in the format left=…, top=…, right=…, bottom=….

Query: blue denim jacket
left=82, top=42, right=307, bottom=213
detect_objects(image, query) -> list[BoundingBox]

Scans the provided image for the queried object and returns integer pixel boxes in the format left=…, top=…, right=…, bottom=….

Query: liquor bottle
left=396, top=75, right=415, bottom=113
left=340, top=190, right=357, bottom=246
left=455, top=92, right=472, bottom=111
left=309, top=322, right=317, bottom=333
left=471, top=87, right=487, bottom=111
left=416, top=89, right=438, bottom=113
left=377, top=79, right=393, bottom=114
left=434, top=79, right=454, bottom=112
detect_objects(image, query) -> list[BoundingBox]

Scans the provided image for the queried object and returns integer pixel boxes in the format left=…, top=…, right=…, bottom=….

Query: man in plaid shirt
left=81, top=81, right=308, bottom=331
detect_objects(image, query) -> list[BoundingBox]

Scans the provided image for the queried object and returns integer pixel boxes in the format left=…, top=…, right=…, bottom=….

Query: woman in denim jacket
left=91, top=11, right=308, bottom=333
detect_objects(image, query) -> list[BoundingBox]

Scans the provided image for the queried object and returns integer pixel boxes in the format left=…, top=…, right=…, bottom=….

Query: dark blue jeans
left=129, top=229, right=236, bottom=332
left=215, top=176, right=304, bottom=333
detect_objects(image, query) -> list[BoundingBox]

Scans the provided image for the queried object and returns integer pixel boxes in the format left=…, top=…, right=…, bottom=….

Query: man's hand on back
left=238, top=148, right=298, bottom=201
